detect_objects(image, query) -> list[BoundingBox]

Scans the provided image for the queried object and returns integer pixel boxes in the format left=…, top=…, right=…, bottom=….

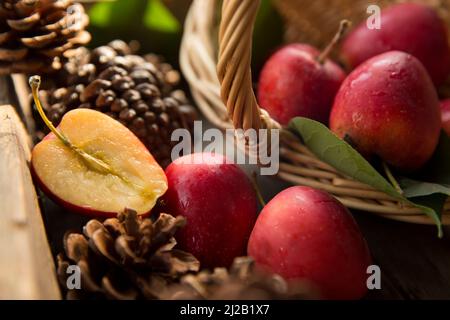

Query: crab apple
left=247, top=186, right=372, bottom=300
left=330, top=51, right=441, bottom=172
left=257, top=21, right=349, bottom=125
left=161, top=153, right=258, bottom=268
left=341, top=2, right=450, bottom=85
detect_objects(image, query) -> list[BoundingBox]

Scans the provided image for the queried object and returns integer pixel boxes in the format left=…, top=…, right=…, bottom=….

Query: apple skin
left=257, top=44, right=346, bottom=125
left=330, top=51, right=441, bottom=172
left=161, top=153, right=258, bottom=268
left=247, top=186, right=372, bottom=300
left=341, top=3, right=450, bottom=85
left=30, top=161, right=153, bottom=219
left=441, top=99, right=450, bottom=136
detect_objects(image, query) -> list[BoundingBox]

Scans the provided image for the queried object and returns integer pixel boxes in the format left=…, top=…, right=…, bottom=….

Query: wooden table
left=1, top=74, right=450, bottom=300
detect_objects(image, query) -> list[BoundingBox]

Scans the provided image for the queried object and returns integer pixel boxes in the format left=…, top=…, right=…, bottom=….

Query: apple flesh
left=330, top=51, right=441, bottom=172
left=257, top=44, right=346, bottom=125
left=247, top=186, right=372, bottom=300
left=341, top=3, right=450, bottom=85
left=31, top=109, right=167, bottom=217
left=441, top=99, right=450, bottom=136
left=161, top=153, right=257, bottom=268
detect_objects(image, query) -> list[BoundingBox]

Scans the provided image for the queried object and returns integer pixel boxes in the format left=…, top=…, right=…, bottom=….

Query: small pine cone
left=0, top=0, right=91, bottom=74
left=37, top=40, right=198, bottom=167
left=57, top=209, right=200, bottom=300
left=160, top=257, right=317, bottom=300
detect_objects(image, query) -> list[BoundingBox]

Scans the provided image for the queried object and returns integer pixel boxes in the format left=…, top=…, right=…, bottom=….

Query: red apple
left=248, top=186, right=371, bottom=300
left=341, top=3, right=450, bottom=85
left=330, top=51, right=441, bottom=172
left=441, top=99, right=450, bottom=136
left=161, top=153, right=257, bottom=268
left=30, top=76, right=167, bottom=217
left=257, top=43, right=346, bottom=125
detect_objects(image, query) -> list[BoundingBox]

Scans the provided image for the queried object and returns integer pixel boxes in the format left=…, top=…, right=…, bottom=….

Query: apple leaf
left=400, top=178, right=450, bottom=199
left=289, top=117, right=444, bottom=236
left=289, top=117, right=400, bottom=198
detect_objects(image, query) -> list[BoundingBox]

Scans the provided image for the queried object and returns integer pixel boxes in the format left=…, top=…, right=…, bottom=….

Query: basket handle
left=217, top=0, right=280, bottom=132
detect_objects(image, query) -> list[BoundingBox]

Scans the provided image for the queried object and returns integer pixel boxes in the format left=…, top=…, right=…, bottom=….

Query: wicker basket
left=275, top=0, right=450, bottom=50
left=180, top=0, right=450, bottom=225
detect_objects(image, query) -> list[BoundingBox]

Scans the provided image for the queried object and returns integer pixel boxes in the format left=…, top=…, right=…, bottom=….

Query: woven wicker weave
left=180, top=0, right=450, bottom=225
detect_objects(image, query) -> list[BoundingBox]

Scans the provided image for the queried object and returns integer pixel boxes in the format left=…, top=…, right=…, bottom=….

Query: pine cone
left=57, top=209, right=200, bottom=300
left=37, top=40, right=198, bottom=167
left=161, top=257, right=317, bottom=300
left=0, top=0, right=91, bottom=74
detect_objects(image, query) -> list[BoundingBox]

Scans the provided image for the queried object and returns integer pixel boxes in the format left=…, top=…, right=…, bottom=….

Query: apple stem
left=317, top=19, right=351, bottom=65
left=29, top=75, right=113, bottom=175
left=29, top=76, right=70, bottom=147
left=251, top=172, right=267, bottom=207
left=382, top=162, right=403, bottom=195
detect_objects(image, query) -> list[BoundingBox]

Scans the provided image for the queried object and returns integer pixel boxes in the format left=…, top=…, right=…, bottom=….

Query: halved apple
left=30, top=76, right=167, bottom=217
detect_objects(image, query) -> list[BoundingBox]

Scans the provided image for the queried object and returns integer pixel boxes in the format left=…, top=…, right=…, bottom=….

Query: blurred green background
left=86, top=0, right=284, bottom=73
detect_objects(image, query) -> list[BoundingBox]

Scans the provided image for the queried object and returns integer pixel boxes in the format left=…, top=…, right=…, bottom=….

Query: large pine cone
left=38, top=40, right=198, bottom=167
left=57, top=209, right=200, bottom=300
left=161, top=257, right=317, bottom=300
left=0, top=0, right=91, bottom=74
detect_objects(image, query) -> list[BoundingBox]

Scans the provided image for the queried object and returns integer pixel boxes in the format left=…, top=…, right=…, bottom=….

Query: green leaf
left=89, top=2, right=113, bottom=27
left=289, top=117, right=444, bottom=236
left=289, top=117, right=400, bottom=199
left=144, top=0, right=180, bottom=33
left=400, top=178, right=450, bottom=198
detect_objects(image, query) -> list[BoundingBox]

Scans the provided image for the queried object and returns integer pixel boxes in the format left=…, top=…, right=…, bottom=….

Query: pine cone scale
left=64, top=233, right=89, bottom=262
left=0, top=0, right=90, bottom=73
left=89, top=227, right=118, bottom=264
left=21, top=30, right=57, bottom=48
left=83, top=219, right=106, bottom=238
left=7, top=11, right=40, bottom=31
left=115, top=235, right=147, bottom=266
left=0, top=46, right=27, bottom=60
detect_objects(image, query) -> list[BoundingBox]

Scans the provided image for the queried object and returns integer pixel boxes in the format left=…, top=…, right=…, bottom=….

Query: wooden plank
left=11, top=74, right=35, bottom=138
left=0, top=103, right=60, bottom=299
